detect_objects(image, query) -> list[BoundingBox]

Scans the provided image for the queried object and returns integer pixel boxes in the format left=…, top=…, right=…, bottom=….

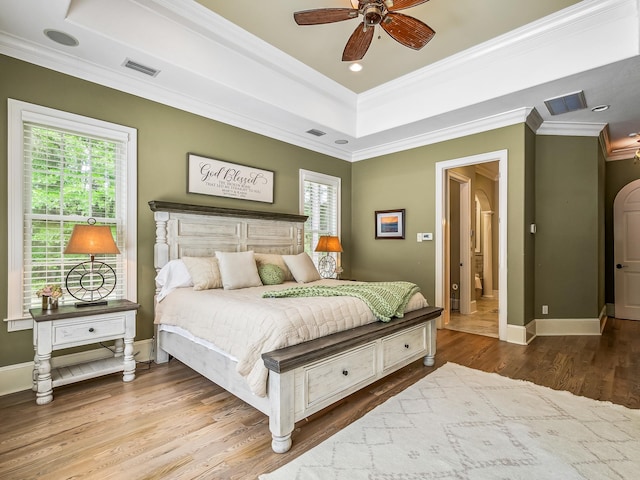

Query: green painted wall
left=534, top=135, right=602, bottom=318
left=350, top=125, right=532, bottom=326
left=0, top=55, right=352, bottom=367
left=597, top=146, right=606, bottom=311
left=0, top=53, right=617, bottom=370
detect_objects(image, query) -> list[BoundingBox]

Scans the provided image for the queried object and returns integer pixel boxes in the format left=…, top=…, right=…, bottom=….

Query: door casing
left=435, top=150, right=508, bottom=340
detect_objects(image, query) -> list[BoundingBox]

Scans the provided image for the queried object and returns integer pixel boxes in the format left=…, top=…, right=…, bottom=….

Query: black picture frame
left=375, top=209, right=405, bottom=239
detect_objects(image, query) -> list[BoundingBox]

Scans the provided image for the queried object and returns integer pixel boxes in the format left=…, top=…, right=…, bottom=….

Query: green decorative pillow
left=258, top=264, right=285, bottom=285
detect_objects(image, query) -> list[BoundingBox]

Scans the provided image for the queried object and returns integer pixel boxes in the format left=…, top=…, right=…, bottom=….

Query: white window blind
left=7, top=100, right=137, bottom=330
left=23, top=123, right=126, bottom=311
left=300, top=170, right=341, bottom=266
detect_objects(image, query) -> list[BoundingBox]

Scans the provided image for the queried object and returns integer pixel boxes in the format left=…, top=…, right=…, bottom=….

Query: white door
left=614, top=179, right=640, bottom=320
left=448, top=171, right=472, bottom=315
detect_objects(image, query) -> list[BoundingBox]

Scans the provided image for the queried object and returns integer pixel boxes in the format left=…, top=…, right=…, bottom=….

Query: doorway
left=614, top=179, right=640, bottom=320
left=435, top=150, right=508, bottom=340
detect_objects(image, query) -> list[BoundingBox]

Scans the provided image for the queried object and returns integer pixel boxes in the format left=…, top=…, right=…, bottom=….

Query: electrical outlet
left=542, top=305, right=548, bottom=315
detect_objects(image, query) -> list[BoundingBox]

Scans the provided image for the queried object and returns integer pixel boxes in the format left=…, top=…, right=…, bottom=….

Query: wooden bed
left=149, top=200, right=442, bottom=453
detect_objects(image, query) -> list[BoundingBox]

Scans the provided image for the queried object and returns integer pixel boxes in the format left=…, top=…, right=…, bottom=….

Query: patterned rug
left=260, top=363, right=640, bottom=479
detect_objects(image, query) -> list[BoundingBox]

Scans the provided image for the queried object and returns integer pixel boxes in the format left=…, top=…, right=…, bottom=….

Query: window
left=7, top=100, right=137, bottom=331
left=299, top=169, right=341, bottom=267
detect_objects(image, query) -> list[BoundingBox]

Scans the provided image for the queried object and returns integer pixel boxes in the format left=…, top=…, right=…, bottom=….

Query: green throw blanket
left=262, top=281, right=420, bottom=322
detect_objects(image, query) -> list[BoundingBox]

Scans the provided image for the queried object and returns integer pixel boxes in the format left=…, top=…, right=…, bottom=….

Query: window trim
left=299, top=169, right=342, bottom=268
left=6, top=99, right=137, bottom=331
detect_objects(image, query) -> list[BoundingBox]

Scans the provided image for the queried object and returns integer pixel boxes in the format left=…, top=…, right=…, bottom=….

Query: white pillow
left=155, top=259, right=193, bottom=301
left=215, top=251, right=263, bottom=290
left=254, top=253, right=294, bottom=281
left=282, top=252, right=322, bottom=283
left=181, top=256, right=223, bottom=291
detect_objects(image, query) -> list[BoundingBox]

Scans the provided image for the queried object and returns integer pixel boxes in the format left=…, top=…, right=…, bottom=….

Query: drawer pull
left=89, top=328, right=95, bottom=333
left=342, top=369, right=349, bottom=376
left=404, top=343, right=410, bottom=349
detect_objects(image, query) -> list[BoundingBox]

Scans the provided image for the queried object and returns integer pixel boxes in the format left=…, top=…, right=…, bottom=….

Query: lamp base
left=66, top=260, right=117, bottom=306
left=318, top=255, right=337, bottom=279
left=75, top=300, right=108, bottom=308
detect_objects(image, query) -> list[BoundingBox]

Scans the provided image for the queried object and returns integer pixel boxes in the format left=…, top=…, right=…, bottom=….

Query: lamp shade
left=314, top=235, right=343, bottom=253
left=64, top=224, right=120, bottom=255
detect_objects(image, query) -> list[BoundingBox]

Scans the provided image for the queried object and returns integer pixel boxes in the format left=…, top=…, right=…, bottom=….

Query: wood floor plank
left=1, top=318, right=639, bottom=479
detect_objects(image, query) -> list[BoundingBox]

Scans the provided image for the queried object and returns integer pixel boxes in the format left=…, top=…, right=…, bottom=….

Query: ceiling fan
left=293, top=0, right=436, bottom=62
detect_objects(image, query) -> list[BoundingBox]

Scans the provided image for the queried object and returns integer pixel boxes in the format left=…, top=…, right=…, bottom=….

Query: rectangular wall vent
left=122, top=58, right=160, bottom=77
left=544, top=90, right=587, bottom=115
left=306, top=129, right=326, bottom=137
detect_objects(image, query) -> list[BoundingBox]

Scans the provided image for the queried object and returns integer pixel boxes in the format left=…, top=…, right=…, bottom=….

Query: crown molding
left=356, top=0, right=638, bottom=137
left=0, top=0, right=634, bottom=163
left=350, top=108, right=534, bottom=162
left=525, top=108, right=544, bottom=133
left=0, top=31, right=359, bottom=161
left=137, top=0, right=356, bottom=104
left=536, top=122, right=607, bottom=137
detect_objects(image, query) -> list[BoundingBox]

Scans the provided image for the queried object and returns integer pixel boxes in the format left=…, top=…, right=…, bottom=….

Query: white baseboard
left=535, top=317, right=601, bottom=335
left=534, top=307, right=607, bottom=336
left=507, top=313, right=606, bottom=344
left=0, top=338, right=153, bottom=397
left=506, top=322, right=536, bottom=345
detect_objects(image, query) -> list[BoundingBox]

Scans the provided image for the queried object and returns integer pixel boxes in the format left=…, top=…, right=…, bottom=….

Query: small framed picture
left=375, top=209, right=405, bottom=239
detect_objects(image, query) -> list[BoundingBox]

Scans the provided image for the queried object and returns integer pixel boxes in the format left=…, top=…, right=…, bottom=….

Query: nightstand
left=29, top=299, right=140, bottom=405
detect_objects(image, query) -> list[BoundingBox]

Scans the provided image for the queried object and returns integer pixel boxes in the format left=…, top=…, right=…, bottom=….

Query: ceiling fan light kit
left=294, top=0, right=435, bottom=61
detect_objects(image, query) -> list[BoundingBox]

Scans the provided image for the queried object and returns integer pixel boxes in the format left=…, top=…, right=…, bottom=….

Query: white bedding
left=155, top=279, right=428, bottom=396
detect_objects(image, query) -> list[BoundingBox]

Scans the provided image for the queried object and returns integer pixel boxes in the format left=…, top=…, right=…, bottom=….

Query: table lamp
left=315, top=235, right=343, bottom=279
left=64, top=218, right=120, bottom=307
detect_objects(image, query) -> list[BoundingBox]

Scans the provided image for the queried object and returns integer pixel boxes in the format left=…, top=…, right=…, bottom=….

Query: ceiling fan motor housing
left=363, top=3, right=384, bottom=26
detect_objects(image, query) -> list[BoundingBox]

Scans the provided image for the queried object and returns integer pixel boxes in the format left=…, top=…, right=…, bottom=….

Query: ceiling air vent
left=122, top=58, right=160, bottom=77
left=544, top=90, right=587, bottom=115
left=306, top=129, right=326, bottom=137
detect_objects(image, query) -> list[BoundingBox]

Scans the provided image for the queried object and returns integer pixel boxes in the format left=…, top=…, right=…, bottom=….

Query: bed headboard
left=149, top=200, right=307, bottom=274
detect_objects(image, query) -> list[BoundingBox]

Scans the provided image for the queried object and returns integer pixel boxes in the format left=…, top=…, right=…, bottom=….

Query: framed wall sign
left=375, top=209, right=405, bottom=239
left=187, top=154, right=274, bottom=203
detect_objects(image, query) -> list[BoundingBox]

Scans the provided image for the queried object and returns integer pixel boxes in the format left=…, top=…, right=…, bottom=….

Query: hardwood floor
left=1, top=318, right=639, bottom=480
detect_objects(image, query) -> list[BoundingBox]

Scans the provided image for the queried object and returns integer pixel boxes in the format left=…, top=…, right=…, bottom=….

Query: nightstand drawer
left=304, top=343, right=376, bottom=408
left=382, top=324, right=426, bottom=371
left=52, top=315, right=127, bottom=347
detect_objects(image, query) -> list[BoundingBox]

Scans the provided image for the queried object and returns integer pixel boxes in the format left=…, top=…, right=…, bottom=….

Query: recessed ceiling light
left=349, top=63, right=363, bottom=72
left=591, top=104, right=609, bottom=112
left=43, top=29, right=79, bottom=47
left=335, top=139, right=349, bottom=144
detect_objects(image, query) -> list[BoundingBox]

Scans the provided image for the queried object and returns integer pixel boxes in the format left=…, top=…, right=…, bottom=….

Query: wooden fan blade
left=294, top=8, right=358, bottom=25
left=387, top=0, right=430, bottom=11
left=381, top=12, right=435, bottom=50
left=342, top=22, right=375, bottom=61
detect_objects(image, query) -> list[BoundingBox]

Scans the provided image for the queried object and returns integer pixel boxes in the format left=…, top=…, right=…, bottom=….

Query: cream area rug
left=260, top=363, right=640, bottom=480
